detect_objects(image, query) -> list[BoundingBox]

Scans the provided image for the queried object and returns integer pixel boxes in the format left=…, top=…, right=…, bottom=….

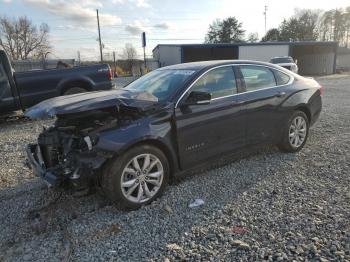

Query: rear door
left=237, top=65, right=293, bottom=145
left=175, top=66, right=246, bottom=169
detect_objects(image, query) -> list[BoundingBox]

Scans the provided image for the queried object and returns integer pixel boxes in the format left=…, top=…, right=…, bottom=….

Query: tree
left=121, top=43, right=137, bottom=72
left=278, top=9, right=320, bottom=41
left=319, top=7, right=350, bottom=47
left=205, top=17, right=245, bottom=43
left=261, top=28, right=280, bottom=42
left=261, top=9, right=320, bottom=42
left=0, top=16, right=50, bottom=60
left=247, top=32, right=259, bottom=42
left=294, top=9, right=319, bottom=40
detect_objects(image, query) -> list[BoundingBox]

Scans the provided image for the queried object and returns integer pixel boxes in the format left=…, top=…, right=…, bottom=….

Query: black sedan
left=25, top=60, right=322, bottom=209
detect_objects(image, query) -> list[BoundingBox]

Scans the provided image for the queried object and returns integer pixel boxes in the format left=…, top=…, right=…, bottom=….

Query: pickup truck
left=0, top=50, right=114, bottom=116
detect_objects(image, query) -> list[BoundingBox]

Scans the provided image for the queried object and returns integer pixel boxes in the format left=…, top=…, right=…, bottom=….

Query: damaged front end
left=27, top=110, right=118, bottom=190
left=25, top=89, right=163, bottom=191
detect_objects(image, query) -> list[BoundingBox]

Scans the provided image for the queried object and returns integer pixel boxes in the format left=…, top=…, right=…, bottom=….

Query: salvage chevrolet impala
left=26, top=60, right=322, bottom=209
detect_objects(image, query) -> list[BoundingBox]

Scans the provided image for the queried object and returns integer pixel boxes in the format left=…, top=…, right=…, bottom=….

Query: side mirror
left=184, top=91, right=211, bottom=105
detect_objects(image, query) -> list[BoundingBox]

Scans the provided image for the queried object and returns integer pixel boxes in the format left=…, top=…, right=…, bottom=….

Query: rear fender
left=281, top=88, right=321, bottom=124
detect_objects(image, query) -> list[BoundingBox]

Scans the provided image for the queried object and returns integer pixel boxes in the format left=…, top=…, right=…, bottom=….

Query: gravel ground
left=0, top=74, right=349, bottom=261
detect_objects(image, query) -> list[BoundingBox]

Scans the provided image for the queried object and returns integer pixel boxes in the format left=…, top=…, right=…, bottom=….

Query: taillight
left=319, top=85, right=323, bottom=96
left=108, top=68, right=112, bottom=80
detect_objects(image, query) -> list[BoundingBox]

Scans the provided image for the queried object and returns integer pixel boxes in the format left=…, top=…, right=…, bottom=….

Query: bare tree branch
left=120, top=43, right=138, bottom=73
left=0, top=16, right=51, bottom=60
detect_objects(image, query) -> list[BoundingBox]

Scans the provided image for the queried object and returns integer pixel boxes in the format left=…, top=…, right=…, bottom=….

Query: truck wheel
left=102, top=144, right=170, bottom=209
left=277, top=110, right=309, bottom=153
left=63, top=87, right=87, bottom=95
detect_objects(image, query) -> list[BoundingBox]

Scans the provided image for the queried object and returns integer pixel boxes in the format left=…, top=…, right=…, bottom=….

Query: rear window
left=273, top=69, right=291, bottom=85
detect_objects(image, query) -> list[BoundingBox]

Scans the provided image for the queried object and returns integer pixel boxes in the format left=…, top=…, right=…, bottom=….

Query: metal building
left=152, top=41, right=338, bottom=75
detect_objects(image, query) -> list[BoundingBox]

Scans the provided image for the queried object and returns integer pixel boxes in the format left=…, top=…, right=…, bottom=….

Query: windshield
left=270, top=57, right=294, bottom=64
left=124, top=69, right=195, bottom=102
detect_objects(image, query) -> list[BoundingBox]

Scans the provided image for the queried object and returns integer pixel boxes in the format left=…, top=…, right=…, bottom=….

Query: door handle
left=275, top=91, right=286, bottom=98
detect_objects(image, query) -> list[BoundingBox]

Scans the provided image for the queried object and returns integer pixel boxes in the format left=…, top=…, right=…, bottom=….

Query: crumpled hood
left=25, top=89, right=159, bottom=119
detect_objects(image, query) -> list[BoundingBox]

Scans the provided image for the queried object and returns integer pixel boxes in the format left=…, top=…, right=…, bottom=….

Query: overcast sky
left=1, top=0, right=349, bottom=61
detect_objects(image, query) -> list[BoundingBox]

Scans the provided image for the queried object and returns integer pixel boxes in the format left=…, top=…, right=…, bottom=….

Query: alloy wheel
left=289, top=116, right=307, bottom=148
left=120, top=153, right=164, bottom=203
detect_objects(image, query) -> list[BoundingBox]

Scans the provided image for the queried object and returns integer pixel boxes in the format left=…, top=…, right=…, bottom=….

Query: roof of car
left=158, top=60, right=276, bottom=71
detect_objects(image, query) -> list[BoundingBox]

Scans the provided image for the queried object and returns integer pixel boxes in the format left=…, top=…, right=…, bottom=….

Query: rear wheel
left=102, top=144, right=169, bottom=209
left=63, top=87, right=87, bottom=95
left=277, top=110, right=309, bottom=152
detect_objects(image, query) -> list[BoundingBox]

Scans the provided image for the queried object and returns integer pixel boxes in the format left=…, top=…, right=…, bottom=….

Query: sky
left=1, top=0, right=349, bottom=61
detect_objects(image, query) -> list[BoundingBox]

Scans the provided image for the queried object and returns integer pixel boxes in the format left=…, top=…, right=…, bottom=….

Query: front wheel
left=101, top=144, right=169, bottom=209
left=277, top=111, right=309, bottom=153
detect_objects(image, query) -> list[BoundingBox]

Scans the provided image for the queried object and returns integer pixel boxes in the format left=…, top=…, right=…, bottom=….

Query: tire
left=277, top=110, right=309, bottom=153
left=101, top=144, right=170, bottom=209
left=63, top=87, right=87, bottom=95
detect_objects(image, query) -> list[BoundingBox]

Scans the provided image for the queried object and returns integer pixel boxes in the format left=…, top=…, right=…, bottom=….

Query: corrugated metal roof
left=152, top=41, right=338, bottom=52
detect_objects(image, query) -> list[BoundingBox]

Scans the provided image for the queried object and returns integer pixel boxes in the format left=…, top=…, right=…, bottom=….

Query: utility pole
left=263, top=5, right=268, bottom=34
left=142, top=32, right=146, bottom=74
left=143, top=47, right=146, bottom=72
left=77, top=51, right=81, bottom=66
left=96, top=9, right=103, bottom=62
left=113, top=51, right=117, bottom=76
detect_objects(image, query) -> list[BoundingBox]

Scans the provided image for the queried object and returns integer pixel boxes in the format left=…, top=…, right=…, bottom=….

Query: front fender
left=94, top=117, right=179, bottom=171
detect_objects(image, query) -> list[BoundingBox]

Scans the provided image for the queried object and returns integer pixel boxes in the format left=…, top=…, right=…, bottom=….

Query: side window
left=272, top=69, right=291, bottom=85
left=191, top=67, right=237, bottom=99
left=240, top=65, right=276, bottom=92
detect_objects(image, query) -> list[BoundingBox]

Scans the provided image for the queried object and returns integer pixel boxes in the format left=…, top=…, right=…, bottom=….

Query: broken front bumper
left=26, top=144, right=62, bottom=186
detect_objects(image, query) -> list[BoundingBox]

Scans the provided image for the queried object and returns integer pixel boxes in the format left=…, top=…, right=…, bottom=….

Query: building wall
left=296, top=53, right=335, bottom=75
left=153, top=46, right=181, bottom=67
left=152, top=43, right=337, bottom=75
left=238, top=45, right=289, bottom=62
left=337, top=54, right=350, bottom=70
left=182, top=46, right=238, bottom=62
left=290, top=45, right=336, bottom=75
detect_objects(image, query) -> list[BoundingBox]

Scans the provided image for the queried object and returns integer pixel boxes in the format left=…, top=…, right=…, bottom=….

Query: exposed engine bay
left=29, top=105, right=147, bottom=191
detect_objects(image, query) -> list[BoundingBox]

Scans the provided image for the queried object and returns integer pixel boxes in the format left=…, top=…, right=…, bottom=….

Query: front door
left=175, top=66, right=246, bottom=169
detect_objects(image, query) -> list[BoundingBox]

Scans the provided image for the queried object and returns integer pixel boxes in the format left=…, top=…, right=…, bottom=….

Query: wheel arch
left=59, top=79, right=94, bottom=95
left=295, top=105, right=311, bottom=124
left=114, top=138, right=179, bottom=178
